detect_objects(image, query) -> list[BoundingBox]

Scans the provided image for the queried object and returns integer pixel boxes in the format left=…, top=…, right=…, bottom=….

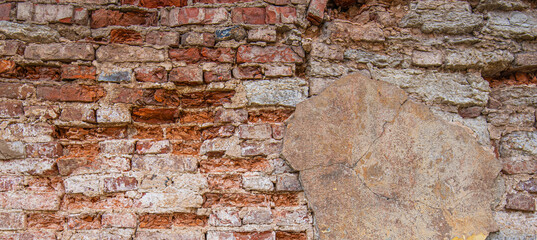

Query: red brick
left=266, top=6, right=296, bottom=24
left=208, top=174, right=241, bottom=190
left=238, top=45, right=303, bottom=63
left=61, top=194, right=134, bottom=211
left=27, top=213, right=65, bottom=230
left=112, top=88, right=144, bottom=104
left=199, top=157, right=269, bottom=173
left=203, top=193, right=271, bottom=207
left=0, top=101, right=23, bottom=118
left=173, top=8, right=228, bottom=25
left=25, top=142, right=63, bottom=158
left=25, top=176, right=64, bottom=193
left=169, top=48, right=202, bottom=63
left=181, top=110, right=215, bottom=124
left=122, top=0, right=187, bottom=8
left=68, top=214, right=102, bottom=230
left=91, top=9, right=157, bottom=28
left=272, top=193, right=300, bottom=206
left=173, top=213, right=208, bottom=227
left=61, top=143, right=99, bottom=159
left=0, top=60, right=21, bottom=78
left=132, top=107, right=179, bottom=124
left=0, top=83, right=34, bottom=100
left=233, top=66, right=263, bottom=79
left=60, top=105, right=96, bottom=123
left=181, top=91, right=235, bottom=108
left=194, top=0, right=252, bottom=3
left=172, top=141, right=202, bottom=155
left=169, top=65, right=203, bottom=85
left=110, top=28, right=143, bottom=44
left=61, top=65, right=96, bottom=80
left=56, top=127, right=127, bottom=141
left=139, top=214, right=172, bottom=229
left=23, top=66, right=62, bottom=81
left=135, top=66, right=167, bottom=82
left=232, top=8, right=266, bottom=24
left=103, top=176, right=138, bottom=192
left=201, top=47, right=235, bottom=63
left=136, top=140, right=171, bottom=154
left=166, top=126, right=202, bottom=140
left=276, top=231, right=307, bottom=240
left=0, top=176, right=23, bottom=192
left=202, top=125, right=235, bottom=140
left=145, top=31, right=180, bottom=46
left=307, top=0, right=327, bottom=25
left=248, top=109, right=294, bottom=123
left=204, top=66, right=232, bottom=83
left=506, top=193, right=535, bottom=211
left=37, top=84, right=106, bottom=102
left=132, top=126, right=164, bottom=139
left=102, top=213, right=137, bottom=228
left=0, top=3, right=11, bottom=21
left=502, top=159, right=537, bottom=175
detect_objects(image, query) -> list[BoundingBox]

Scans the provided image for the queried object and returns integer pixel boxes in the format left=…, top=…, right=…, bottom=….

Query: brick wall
left=0, top=0, right=535, bottom=239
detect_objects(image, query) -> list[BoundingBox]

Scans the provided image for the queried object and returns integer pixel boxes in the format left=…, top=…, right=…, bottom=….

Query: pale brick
left=242, top=173, right=273, bottom=191
left=264, top=65, right=294, bottom=77
left=243, top=78, right=308, bottom=107
left=102, top=213, right=137, bottom=228
left=135, top=230, right=204, bottom=240
left=104, top=176, right=138, bottom=192
left=0, top=40, right=21, bottom=56
left=241, top=208, right=273, bottom=225
left=96, top=45, right=167, bottom=62
left=273, top=208, right=310, bottom=226
left=200, top=137, right=241, bottom=157
left=60, top=105, right=96, bottom=123
left=214, top=108, right=248, bottom=123
left=98, top=69, right=132, bottom=83
left=0, top=212, right=25, bottom=230
left=132, top=154, right=198, bottom=173
left=64, top=175, right=101, bottom=195
left=24, top=43, right=94, bottom=61
left=145, top=31, right=180, bottom=46
left=248, top=28, right=277, bottom=42
left=136, top=191, right=204, bottom=209
left=276, top=174, right=302, bottom=191
left=0, top=21, right=60, bottom=43
left=411, top=50, right=444, bottom=67
left=136, top=140, right=171, bottom=154
left=0, top=158, right=56, bottom=175
left=0, top=192, right=60, bottom=210
left=238, top=124, right=272, bottom=140
left=99, top=140, right=136, bottom=155
left=96, top=105, right=131, bottom=123
left=34, top=4, right=74, bottom=23
left=0, top=141, right=25, bottom=160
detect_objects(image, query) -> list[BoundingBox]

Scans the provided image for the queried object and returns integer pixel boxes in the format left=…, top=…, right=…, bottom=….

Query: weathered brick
left=237, top=45, right=303, bottom=63
left=173, top=213, right=208, bottom=227
left=25, top=43, right=94, bottom=61
left=123, top=0, right=186, bottom=8
left=505, top=193, right=535, bottom=211
left=25, top=176, right=63, bottom=193
left=25, top=142, right=63, bottom=158
left=60, top=105, right=96, bottom=123
left=139, top=213, right=172, bottom=229
left=37, top=84, right=105, bottom=102
left=134, top=66, right=167, bottom=82
left=194, top=0, right=252, bottom=3
left=513, top=52, right=537, bottom=71
left=64, top=175, right=101, bottom=195
left=202, top=125, right=235, bottom=140
left=98, top=69, right=132, bottom=83
left=67, top=214, right=102, bottom=230
left=181, top=91, right=234, bottom=108
left=181, top=32, right=215, bottom=47
left=201, top=47, right=235, bottom=63
left=0, top=83, right=33, bottom=100
left=132, top=107, right=179, bottom=124
left=0, top=141, right=25, bottom=160
left=272, top=123, right=285, bottom=140
left=204, top=64, right=232, bottom=83
left=200, top=137, right=240, bottom=156
left=91, top=9, right=157, bottom=28
left=56, top=127, right=127, bottom=141
left=266, top=6, right=296, bottom=24
left=215, top=108, right=248, bottom=123
left=0, top=212, right=25, bottom=230
left=244, top=78, right=307, bottom=106
left=145, top=31, right=180, bottom=46
left=265, top=65, right=294, bottom=77
left=23, top=66, right=62, bottom=81
left=172, top=141, right=202, bottom=155
left=0, top=101, right=23, bottom=118
left=209, top=208, right=241, bottom=227
left=169, top=65, right=203, bottom=85
left=102, top=213, right=137, bottom=228
left=61, top=65, right=96, bottom=80
left=166, top=126, right=202, bottom=140
left=32, top=4, right=74, bottom=23
left=307, top=0, right=327, bottom=25
left=95, top=105, right=131, bottom=123
left=136, top=140, right=171, bottom=154
left=199, top=157, right=270, bottom=173
left=135, top=191, right=204, bottom=209
left=518, top=178, right=537, bottom=193
left=242, top=208, right=273, bottom=225
left=207, top=231, right=275, bottom=240
left=5, top=123, right=55, bottom=142
left=231, top=8, right=266, bottom=24
left=0, top=192, right=60, bottom=210
left=97, top=45, right=167, bottom=62
left=208, top=174, right=241, bottom=190
left=104, top=176, right=138, bottom=192
left=0, top=40, right=21, bottom=56
left=0, top=3, right=11, bottom=21
left=276, top=231, right=307, bottom=240
left=27, top=213, right=65, bottom=230
left=167, top=8, right=228, bottom=26
left=0, top=176, right=23, bottom=192
left=135, top=230, right=204, bottom=240
left=203, top=193, right=271, bottom=207
left=233, top=66, right=263, bottom=79
left=110, top=28, right=143, bottom=44
left=61, top=194, right=134, bottom=211
left=24, top=105, right=59, bottom=120
left=215, top=26, right=247, bottom=41
left=132, top=154, right=198, bottom=173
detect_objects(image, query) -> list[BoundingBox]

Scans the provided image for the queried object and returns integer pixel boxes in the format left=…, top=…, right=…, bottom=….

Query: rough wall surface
left=0, top=0, right=535, bottom=238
